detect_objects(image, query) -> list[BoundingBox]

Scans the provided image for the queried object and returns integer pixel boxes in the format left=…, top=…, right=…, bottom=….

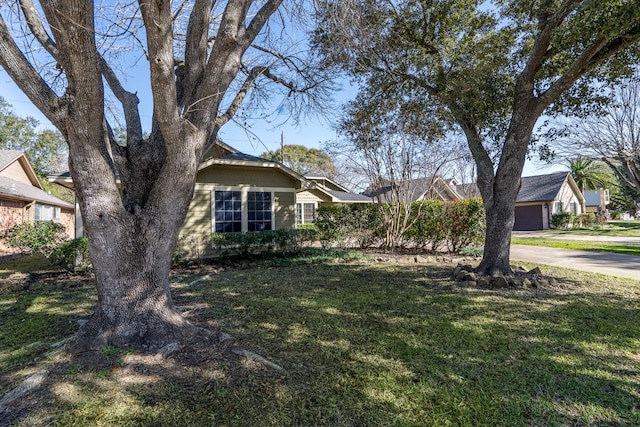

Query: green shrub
left=405, top=199, right=485, bottom=253
left=406, top=201, right=446, bottom=250
left=315, top=205, right=355, bottom=248
left=315, top=204, right=383, bottom=249
left=209, top=229, right=316, bottom=258
left=551, top=211, right=576, bottom=229
left=578, top=212, right=606, bottom=228
left=3, top=221, right=67, bottom=257
left=49, top=237, right=91, bottom=271
left=445, top=198, right=486, bottom=252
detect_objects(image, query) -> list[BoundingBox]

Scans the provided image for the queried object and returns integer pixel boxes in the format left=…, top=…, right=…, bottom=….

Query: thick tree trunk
left=66, top=132, right=206, bottom=352
left=468, top=96, right=539, bottom=276
left=477, top=191, right=518, bottom=276
left=71, top=230, right=190, bottom=350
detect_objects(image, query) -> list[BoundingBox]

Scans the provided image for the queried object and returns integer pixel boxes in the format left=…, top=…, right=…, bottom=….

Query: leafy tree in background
left=314, top=0, right=640, bottom=275
left=568, top=157, right=609, bottom=192
left=261, top=144, right=337, bottom=178
left=550, top=69, right=640, bottom=196
left=0, top=0, right=329, bottom=351
left=0, top=97, right=66, bottom=173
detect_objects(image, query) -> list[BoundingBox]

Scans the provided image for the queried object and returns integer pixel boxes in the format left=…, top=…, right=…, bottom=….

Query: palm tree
left=568, top=157, right=610, bottom=211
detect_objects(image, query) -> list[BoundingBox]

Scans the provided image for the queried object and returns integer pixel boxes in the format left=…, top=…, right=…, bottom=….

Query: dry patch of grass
left=1, top=252, right=640, bottom=426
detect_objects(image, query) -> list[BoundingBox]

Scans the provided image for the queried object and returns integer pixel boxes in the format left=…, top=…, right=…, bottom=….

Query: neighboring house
left=0, top=150, right=74, bottom=254
left=365, top=176, right=463, bottom=203
left=296, top=174, right=373, bottom=224
left=513, top=171, right=584, bottom=231
left=583, top=187, right=610, bottom=214
left=50, top=142, right=313, bottom=256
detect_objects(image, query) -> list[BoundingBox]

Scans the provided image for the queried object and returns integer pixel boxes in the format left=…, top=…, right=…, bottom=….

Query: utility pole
left=280, top=131, right=285, bottom=164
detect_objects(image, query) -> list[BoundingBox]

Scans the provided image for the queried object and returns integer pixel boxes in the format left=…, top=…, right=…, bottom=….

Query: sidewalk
left=510, top=244, right=640, bottom=281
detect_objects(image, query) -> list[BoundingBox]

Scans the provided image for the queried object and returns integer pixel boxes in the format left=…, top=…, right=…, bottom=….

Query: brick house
left=0, top=150, right=74, bottom=254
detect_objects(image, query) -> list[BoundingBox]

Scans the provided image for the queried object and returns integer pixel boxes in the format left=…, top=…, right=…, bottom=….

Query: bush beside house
left=315, top=199, right=485, bottom=252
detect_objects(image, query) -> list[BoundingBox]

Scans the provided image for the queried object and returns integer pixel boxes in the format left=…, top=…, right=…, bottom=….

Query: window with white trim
left=214, top=191, right=242, bottom=233
left=213, top=190, right=274, bottom=233
left=34, top=204, right=60, bottom=221
left=248, top=191, right=272, bottom=232
left=570, top=201, right=578, bottom=214
left=296, top=202, right=316, bottom=224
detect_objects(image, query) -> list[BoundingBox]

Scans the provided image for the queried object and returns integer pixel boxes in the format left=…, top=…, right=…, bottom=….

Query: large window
left=214, top=190, right=273, bottom=233
left=35, top=204, right=60, bottom=221
left=214, top=191, right=242, bottom=233
left=248, top=192, right=272, bottom=232
left=570, top=201, right=578, bottom=214
left=296, top=202, right=316, bottom=224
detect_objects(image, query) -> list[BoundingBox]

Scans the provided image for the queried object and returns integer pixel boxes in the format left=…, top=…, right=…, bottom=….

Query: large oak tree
left=315, top=0, right=640, bottom=275
left=0, top=0, right=326, bottom=351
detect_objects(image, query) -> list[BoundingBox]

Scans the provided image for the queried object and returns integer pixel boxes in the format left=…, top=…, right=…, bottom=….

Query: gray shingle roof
left=0, top=150, right=24, bottom=171
left=516, top=172, right=570, bottom=203
left=327, top=190, right=373, bottom=203
left=222, top=152, right=270, bottom=162
left=0, top=176, right=74, bottom=208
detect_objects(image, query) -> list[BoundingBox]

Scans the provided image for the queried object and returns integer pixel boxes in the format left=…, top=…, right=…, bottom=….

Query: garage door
left=514, top=205, right=543, bottom=231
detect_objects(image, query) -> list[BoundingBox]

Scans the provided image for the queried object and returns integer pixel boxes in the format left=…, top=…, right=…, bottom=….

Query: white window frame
left=35, top=203, right=58, bottom=221
left=296, top=202, right=317, bottom=225
left=211, top=187, right=276, bottom=233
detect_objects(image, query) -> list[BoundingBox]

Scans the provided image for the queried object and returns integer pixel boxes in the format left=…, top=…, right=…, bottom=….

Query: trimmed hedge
left=315, top=199, right=485, bottom=253
left=210, top=228, right=318, bottom=258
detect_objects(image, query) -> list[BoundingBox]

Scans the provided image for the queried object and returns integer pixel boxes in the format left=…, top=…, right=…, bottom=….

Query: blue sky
left=1, top=66, right=564, bottom=179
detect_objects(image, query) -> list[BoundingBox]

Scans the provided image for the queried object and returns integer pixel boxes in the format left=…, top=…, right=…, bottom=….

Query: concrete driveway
left=510, top=232, right=640, bottom=280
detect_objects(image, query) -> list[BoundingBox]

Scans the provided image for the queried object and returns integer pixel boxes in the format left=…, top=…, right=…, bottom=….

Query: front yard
left=1, top=252, right=640, bottom=426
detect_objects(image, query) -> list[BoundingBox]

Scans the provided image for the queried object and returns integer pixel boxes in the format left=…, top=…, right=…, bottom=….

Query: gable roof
left=0, top=150, right=42, bottom=189
left=0, top=150, right=23, bottom=170
left=304, top=174, right=350, bottom=192
left=198, top=152, right=311, bottom=189
left=516, top=171, right=582, bottom=203
left=365, top=176, right=462, bottom=202
left=0, top=150, right=73, bottom=208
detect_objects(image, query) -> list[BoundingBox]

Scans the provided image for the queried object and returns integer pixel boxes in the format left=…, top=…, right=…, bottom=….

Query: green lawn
left=2, top=253, right=640, bottom=426
left=510, top=237, right=640, bottom=256
left=540, top=220, right=640, bottom=237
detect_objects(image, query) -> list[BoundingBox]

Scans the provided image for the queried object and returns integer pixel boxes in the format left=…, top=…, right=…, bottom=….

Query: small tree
left=332, top=94, right=466, bottom=248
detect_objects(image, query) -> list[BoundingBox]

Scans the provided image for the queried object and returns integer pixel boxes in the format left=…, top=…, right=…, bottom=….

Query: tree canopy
left=315, top=0, right=640, bottom=274
left=0, top=97, right=66, bottom=173
left=260, top=144, right=337, bottom=177
left=549, top=69, right=640, bottom=196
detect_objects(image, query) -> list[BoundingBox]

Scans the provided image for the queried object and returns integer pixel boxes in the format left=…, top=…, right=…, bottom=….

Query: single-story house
left=0, top=150, right=75, bottom=254
left=513, top=171, right=584, bottom=231
left=296, top=174, right=373, bottom=224
left=364, top=176, right=463, bottom=203
left=50, top=141, right=329, bottom=255
left=179, top=151, right=311, bottom=254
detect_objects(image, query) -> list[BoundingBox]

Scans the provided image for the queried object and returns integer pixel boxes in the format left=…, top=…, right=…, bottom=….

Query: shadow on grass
left=2, top=260, right=639, bottom=426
